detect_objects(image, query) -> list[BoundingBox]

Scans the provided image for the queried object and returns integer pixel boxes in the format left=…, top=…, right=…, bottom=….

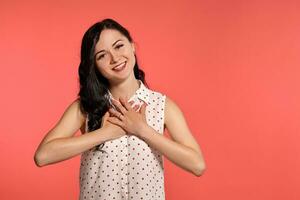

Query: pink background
left=1, top=0, right=299, bottom=199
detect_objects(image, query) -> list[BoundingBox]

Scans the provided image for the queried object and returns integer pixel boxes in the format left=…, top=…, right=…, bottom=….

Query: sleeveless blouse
left=79, top=80, right=166, bottom=200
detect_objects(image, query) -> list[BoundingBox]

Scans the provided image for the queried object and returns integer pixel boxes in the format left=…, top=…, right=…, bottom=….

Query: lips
left=112, top=61, right=126, bottom=71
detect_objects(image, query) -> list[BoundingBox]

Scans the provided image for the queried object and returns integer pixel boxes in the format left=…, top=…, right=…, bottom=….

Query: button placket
left=120, top=136, right=128, bottom=199
left=79, top=84, right=167, bottom=200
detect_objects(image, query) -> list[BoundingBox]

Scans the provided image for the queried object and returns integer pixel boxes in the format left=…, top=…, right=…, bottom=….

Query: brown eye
left=97, top=54, right=105, bottom=60
left=115, top=44, right=124, bottom=49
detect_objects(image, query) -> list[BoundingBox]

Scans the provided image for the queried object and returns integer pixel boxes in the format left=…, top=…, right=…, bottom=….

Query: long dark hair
left=77, top=18, right=147, bottom=151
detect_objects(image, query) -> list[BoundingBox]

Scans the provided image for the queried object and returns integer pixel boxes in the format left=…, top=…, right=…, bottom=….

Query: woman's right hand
left=101, top=101, right=139, bottom=141
left=101, top=111, right=126, bottom=140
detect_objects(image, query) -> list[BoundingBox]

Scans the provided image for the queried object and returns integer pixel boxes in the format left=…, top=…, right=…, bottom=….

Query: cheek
left=95, top=62, right=103, bottom=71
left=122, top=46, right=134, bottom=57
left=95, top=58, right=110, bottom=70
left=124, top=49, right=136, bottom=66
left=95, top=64, right=110, bottom=77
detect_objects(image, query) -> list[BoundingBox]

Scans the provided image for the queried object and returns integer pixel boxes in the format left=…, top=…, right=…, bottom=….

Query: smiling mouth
left=112, top=61, right=126, bottom=71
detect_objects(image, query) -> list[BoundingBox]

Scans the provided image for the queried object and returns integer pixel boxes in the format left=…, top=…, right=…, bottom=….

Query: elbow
left=193, top=161, right=206, bottom=177
left=34, top=151, right=47, bottom=167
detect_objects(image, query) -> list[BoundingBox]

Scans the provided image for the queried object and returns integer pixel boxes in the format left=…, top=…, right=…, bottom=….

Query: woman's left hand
left=107, top=96, right=148, bottom=137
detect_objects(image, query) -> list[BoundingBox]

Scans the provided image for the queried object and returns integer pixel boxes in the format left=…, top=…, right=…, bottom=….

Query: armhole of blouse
left=161, top=94, right=167, bottom=133
left=85, top=114, right=89, bottom=133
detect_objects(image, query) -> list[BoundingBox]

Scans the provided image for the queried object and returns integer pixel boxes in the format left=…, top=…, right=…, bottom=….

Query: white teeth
left=113, top=62, right=126, bottom=71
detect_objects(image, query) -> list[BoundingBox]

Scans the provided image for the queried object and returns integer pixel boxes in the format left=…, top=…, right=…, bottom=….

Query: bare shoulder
left=164, top=95, right=202, bottom=154
left=67, top=98, right=87, bottom=134
left=38, top=98, right=87, bottom=146
left=62, top=98, right=87, bottom=125
left=69, top=98, right=87, bottom=120
left=164, top=95, right=184, bottom=125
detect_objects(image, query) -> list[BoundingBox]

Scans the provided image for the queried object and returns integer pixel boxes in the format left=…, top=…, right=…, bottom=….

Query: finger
left=133, top=104, right=139, bottom=111
left=101, top=111, right=110, bottom=125
left=139, top=102, right=147, bottom=114
left=103, top=111, right=110, bottom=118
left=111, top=98, right=127, bottom=115
left=107, top=116, right=124, bottom=127
left=108, top=107, right=122, bottom=118
left=104, top=111, right=111, bottom=120
left=128, top=101, right=136, bottom=109
left=119, top=96, right=133, bottom=111
left=132, top=105, right=139, bottom=112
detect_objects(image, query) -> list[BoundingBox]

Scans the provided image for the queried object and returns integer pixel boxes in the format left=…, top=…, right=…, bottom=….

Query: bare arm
left=138, top=96, right=206, bottom=176
left=33, top=99, right=115, bottom=167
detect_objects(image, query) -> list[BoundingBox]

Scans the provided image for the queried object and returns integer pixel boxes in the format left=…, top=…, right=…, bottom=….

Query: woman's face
left=94, top=29, right=136, bottom=83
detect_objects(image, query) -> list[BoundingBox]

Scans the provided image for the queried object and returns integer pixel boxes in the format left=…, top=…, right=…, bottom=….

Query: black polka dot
left=79, top=85, right=166, bottom=199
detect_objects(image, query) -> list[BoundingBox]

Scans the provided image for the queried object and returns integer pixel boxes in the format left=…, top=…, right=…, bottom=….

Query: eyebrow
left=94, top=39, right=123, bottom=57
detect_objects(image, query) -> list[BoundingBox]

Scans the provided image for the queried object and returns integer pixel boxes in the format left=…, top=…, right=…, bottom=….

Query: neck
left=108, top=77, right=140, bottom=101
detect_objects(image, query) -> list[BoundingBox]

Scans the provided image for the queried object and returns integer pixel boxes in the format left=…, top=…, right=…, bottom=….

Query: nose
left=109, top=50, right=120, bottom=64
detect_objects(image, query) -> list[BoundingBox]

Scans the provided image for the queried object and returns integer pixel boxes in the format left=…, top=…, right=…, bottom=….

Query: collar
left=107, top=79, right=151, bottom=105
left=135, top=79, right=151, bottom=105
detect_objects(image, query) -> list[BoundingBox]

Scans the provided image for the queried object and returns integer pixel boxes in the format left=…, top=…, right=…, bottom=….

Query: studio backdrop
left=0, top=0, right=299, bottom=199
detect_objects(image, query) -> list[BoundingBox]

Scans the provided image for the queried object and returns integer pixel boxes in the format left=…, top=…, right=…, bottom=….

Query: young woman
left=34, top=18, right=206, bottom=200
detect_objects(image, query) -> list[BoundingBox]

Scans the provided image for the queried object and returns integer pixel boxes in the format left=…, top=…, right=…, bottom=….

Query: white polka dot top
left=79, top=80, right=166, bottom=200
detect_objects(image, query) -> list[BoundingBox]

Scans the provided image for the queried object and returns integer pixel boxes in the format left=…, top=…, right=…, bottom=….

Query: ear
left=131, top=42, right=136, bottom=53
